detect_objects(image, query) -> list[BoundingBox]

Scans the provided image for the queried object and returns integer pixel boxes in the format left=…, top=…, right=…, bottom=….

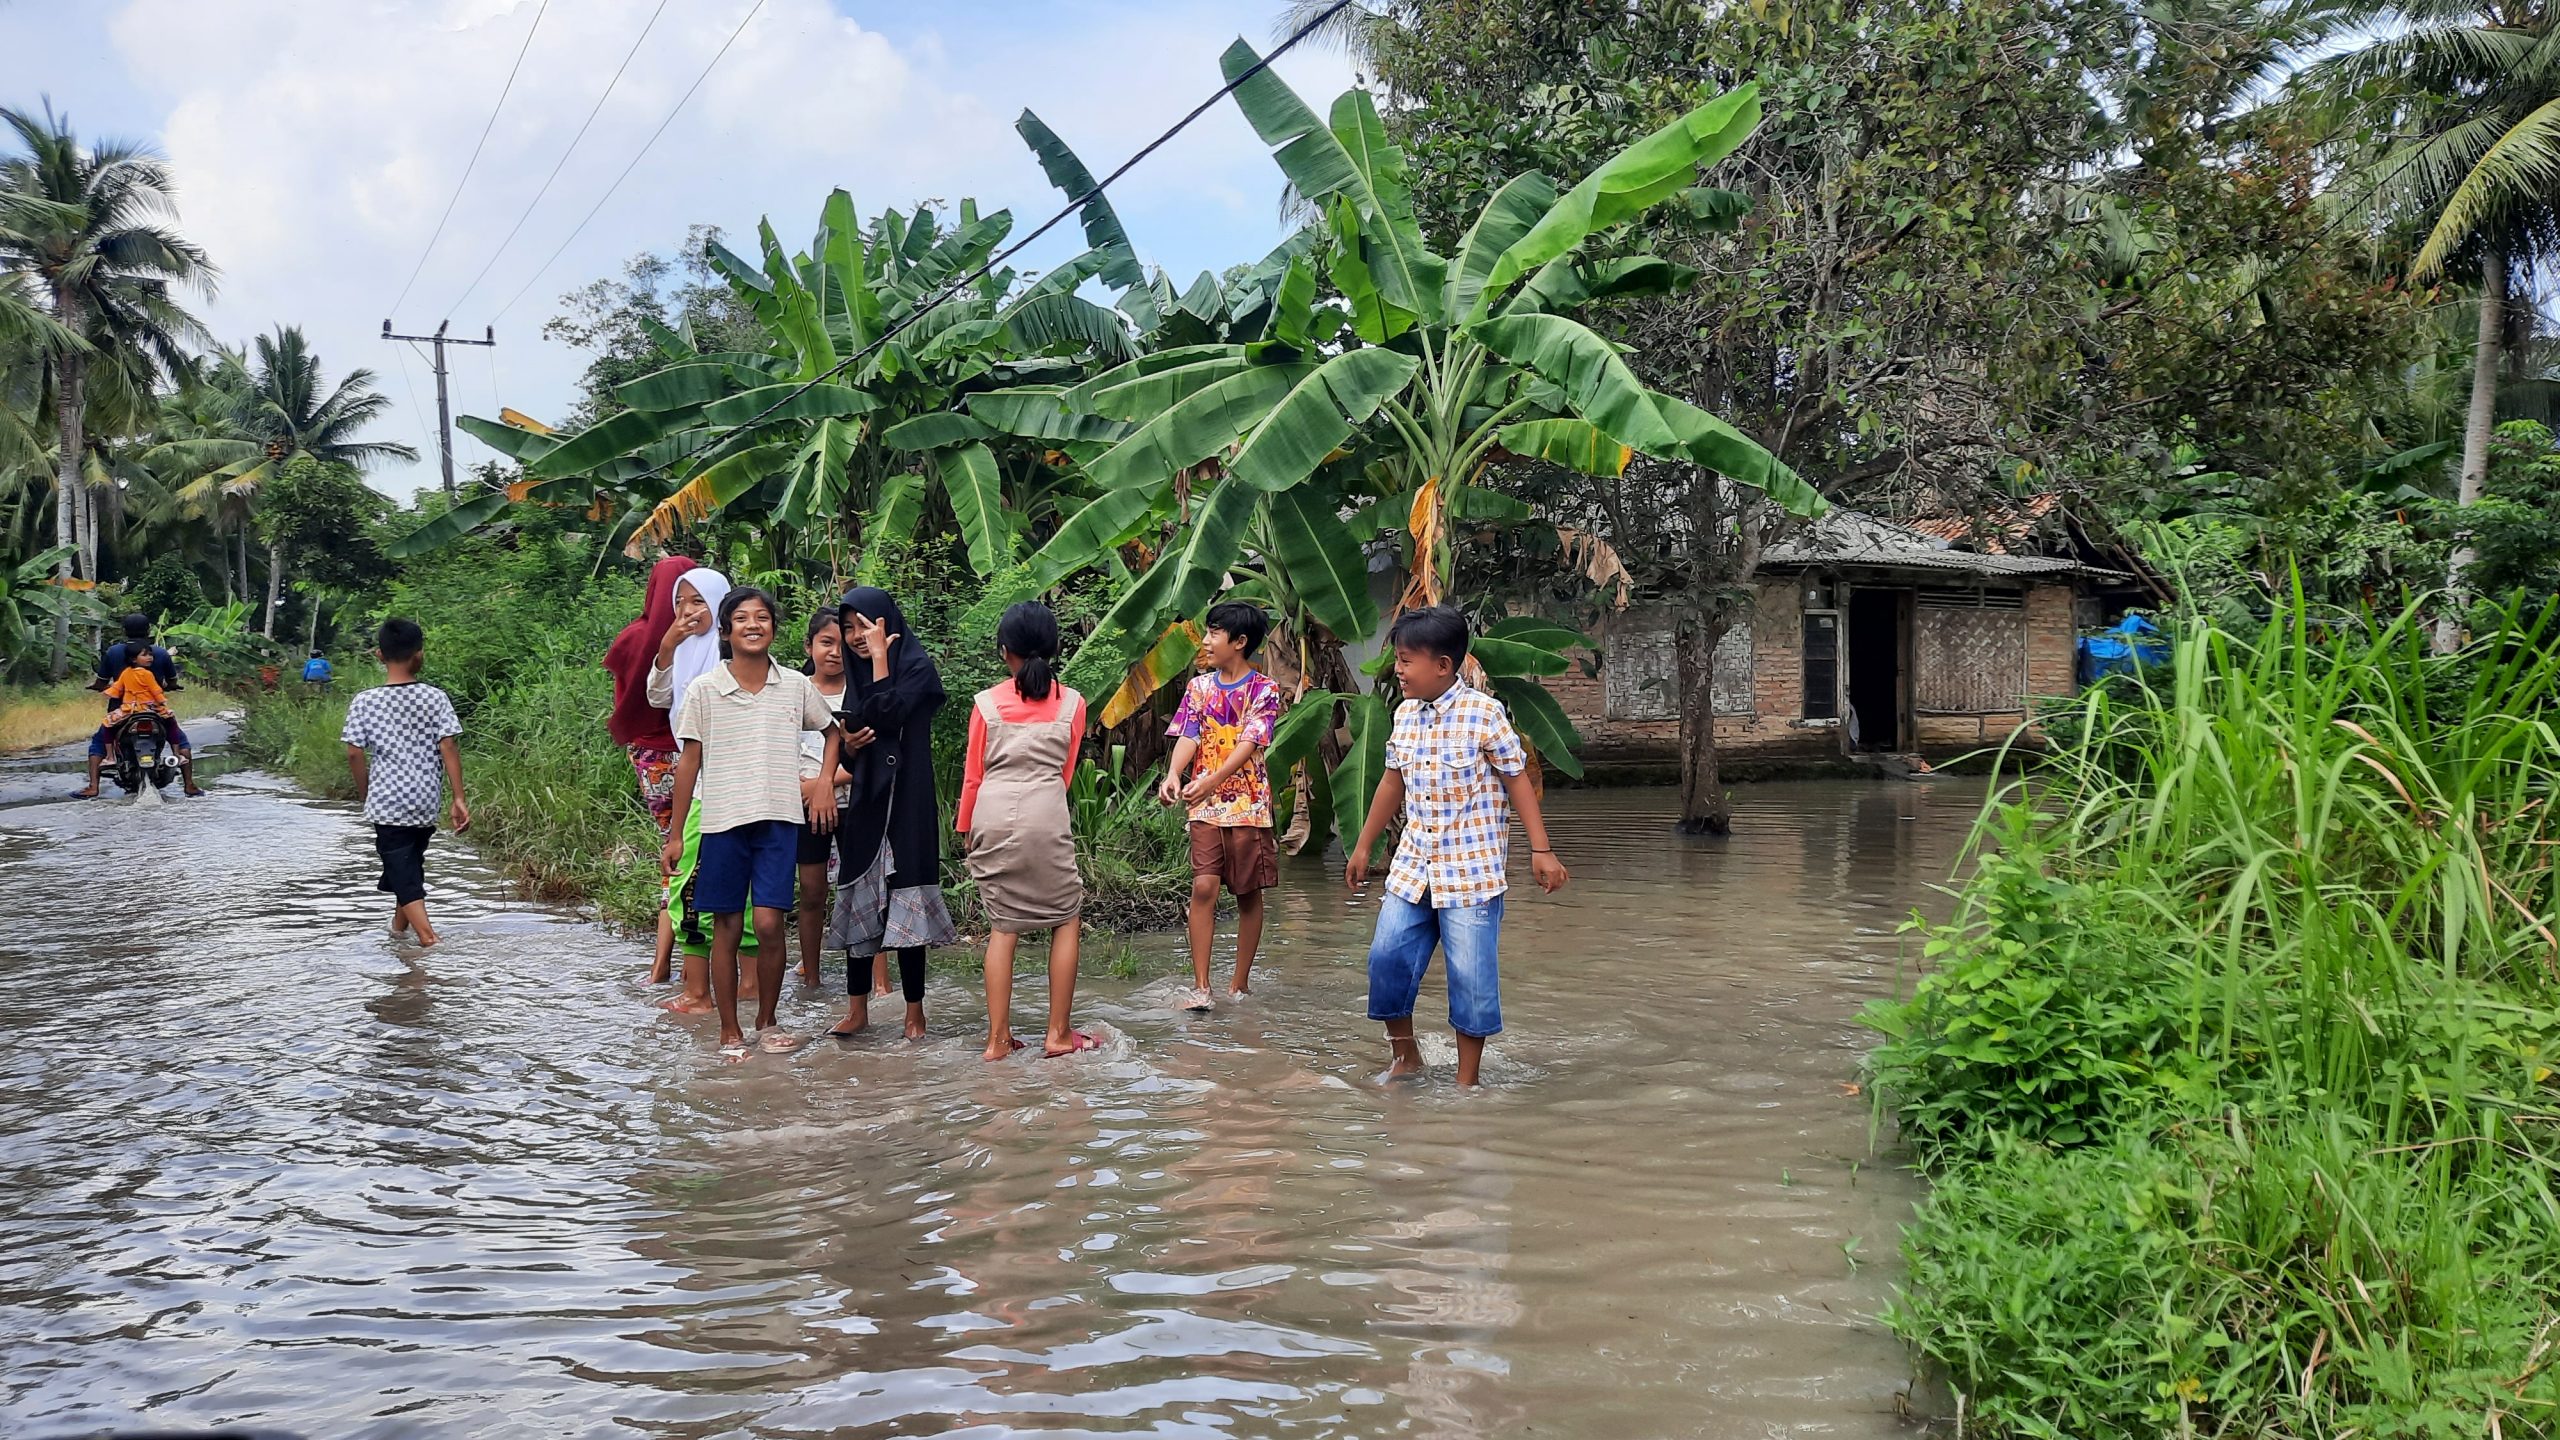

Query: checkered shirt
left=1382, top=678, right=1528, bottom=908
left=341, top=682, right=461, bottom=827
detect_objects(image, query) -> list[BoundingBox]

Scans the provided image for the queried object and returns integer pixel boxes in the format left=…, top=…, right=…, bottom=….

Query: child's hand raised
left=846, top=613, right=897, bottom=662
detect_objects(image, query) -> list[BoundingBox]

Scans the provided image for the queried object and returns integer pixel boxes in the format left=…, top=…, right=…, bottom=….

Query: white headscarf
left=665, top=566, right=732, bottom=730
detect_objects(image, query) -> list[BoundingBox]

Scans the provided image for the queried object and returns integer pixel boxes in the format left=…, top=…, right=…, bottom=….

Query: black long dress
left=827, top=588, right=956, bottom=983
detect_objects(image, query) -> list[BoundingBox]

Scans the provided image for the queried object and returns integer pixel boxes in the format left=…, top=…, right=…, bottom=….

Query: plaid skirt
left=826, top=839, right=957, bottom=959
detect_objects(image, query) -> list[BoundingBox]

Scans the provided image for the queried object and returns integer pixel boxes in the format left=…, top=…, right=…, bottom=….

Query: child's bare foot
left=982, top=1033, right=1025, bottom=1062
left=798, top=963, right=819, bottom=987
left=717, top=1033, right=750, bottom=1063
left=660, top=992, right=714, bottom=1014
left=1226, top=985, right=1249, bottom=1001
left=647, top=959, right=671, bottom=984
left=1043, top=1029, right=1100, bottom=1058
left=1176, top=987, right=1213, bottom=1013
left=412, top=927, right=440, bottom=948
left=903, top=1007, right=928, bottom=1041
left=829, top=999, right=870, bottom=1038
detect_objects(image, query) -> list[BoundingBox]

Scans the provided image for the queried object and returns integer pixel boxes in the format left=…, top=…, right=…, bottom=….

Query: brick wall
left=1538, top=578, right=2080, bottom=765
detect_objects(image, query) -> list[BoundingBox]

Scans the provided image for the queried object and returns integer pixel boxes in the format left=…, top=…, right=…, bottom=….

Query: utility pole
left=382, top=319, right=496, bottom=500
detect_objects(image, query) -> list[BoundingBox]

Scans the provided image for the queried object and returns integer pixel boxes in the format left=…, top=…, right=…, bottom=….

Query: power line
left=615, top=1, right=1356, bottom=494
left=491, top=0, right=771, bottom=325
left=388, top=0, right=552, bottom=319
left=441, top=0, right=678, bottom=323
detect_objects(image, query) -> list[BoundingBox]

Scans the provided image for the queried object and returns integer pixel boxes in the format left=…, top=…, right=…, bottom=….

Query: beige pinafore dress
left=965, top=686, right=1085, bottom=933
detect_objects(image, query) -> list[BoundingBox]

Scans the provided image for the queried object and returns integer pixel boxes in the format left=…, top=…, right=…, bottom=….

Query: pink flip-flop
left=1043, top=1030, right=1101, bottom=1059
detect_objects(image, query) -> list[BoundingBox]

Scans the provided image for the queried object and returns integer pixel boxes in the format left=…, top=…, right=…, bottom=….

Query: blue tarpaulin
left=2077, top=614, right=2168, bottom=685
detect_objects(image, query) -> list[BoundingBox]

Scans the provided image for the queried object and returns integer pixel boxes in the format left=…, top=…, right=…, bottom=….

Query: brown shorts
left=1188, top=822, right=1279, bottom=896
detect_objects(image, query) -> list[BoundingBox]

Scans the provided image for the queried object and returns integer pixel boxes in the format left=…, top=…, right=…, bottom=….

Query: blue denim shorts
left=694, top=818, right=797, bottom=915
left=1366, top=891, right=1505, bottom=1038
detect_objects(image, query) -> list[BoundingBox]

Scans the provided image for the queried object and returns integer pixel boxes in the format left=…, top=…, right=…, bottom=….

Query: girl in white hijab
left=643, top=565, right=746, bottom=1011
left=645, top=566, right=732, bottom=725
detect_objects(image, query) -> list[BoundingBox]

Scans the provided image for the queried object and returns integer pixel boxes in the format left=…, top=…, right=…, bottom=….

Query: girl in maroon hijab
left=607, top=556, right=697, bottom=983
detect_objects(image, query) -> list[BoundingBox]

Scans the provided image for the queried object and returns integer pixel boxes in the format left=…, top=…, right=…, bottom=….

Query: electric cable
left=610, top=0, right=1355, bottom=493
left=441, top=0, right=678, bottom=322
left=490, top=0, right=771, bottom=325
left=388, top=0, right=551, bottom=318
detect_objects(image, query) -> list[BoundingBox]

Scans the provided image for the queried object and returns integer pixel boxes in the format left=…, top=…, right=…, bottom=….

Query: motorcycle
left=107, top=710, right=181, bottom=794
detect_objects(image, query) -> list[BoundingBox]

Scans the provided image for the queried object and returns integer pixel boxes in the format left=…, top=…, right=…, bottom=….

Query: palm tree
left=2290, top=3, right=2560, bottom=642
left=0, top=102, right=212, bottom=676
left=153, top=326, right=416, bottom=636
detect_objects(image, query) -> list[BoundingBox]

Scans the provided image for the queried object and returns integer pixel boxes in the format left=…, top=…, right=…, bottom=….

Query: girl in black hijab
left=825, top=586, right=955, bottom=1038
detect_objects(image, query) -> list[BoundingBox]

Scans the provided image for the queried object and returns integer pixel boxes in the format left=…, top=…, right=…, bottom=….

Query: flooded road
left=0, top=721, right=1982, bottom=1439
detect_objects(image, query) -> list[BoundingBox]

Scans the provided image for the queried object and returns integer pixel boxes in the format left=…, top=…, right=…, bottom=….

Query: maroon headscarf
left=604, top=556, right=695, bottom=748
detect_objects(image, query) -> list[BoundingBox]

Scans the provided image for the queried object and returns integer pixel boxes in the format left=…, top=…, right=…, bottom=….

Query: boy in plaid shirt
left=343, top=618, right=470, bottom=946
left=1345, top=607, right=1568, bottom=1086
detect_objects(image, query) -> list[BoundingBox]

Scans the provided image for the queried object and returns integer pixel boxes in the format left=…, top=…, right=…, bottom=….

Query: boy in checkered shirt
left=1345, top=607, right=1569, bottom=1086
left=342, top=617, right=471, bottom=946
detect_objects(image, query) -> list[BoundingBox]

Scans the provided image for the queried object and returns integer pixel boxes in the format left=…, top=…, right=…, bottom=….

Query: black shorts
left=796, top=819, right=833, bottom=868
left=374, top=824, right=435, bottom=906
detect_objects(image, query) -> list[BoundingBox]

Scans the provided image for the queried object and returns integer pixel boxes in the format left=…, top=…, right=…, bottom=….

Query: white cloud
left=73, top=0, right=1355, bottom=496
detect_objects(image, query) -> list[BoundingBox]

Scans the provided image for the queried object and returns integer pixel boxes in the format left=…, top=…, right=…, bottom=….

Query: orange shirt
left=106, top=664, right=169, bottom=713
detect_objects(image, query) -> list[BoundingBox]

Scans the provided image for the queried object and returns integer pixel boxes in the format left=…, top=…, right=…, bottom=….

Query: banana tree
left=453, top=110, right=1167, bottom=576
left=1021, top=50, right=1825, bottom=850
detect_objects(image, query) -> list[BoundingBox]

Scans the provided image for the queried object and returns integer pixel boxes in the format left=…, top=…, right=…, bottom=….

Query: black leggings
left=852, top=946, right=928, bottom=1004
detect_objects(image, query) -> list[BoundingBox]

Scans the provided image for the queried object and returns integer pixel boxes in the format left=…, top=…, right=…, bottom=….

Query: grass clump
left=0, top=679, right=227, bottom=753
left=1865, top=595, right=2560, bottom=1439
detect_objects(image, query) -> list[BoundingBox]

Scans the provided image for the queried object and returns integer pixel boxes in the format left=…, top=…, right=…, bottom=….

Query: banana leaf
left=1467, top=312, right=1679, bottom=455
left=1001, top=291, right=1134, bottom=360
left=1027, top=478, right=1171, bottom=588
left=1447, top=172, right=1559, bottom=322
left=456, top=415, right=561, bottom=465
left=1085, top=362, right=1316, bottom=490
left=701, top=382, right=877, bottom=428
left=1221, top=42, right=1444, bottom=320
left=1228, top=348, right=1419, bottom=492
left=967, top=386, right=1131, bottom=444
left=1645, top=391, right=1827, bottom=516
left=883, top=412, right=996, bottom=451
left=1484, top=616, right=1586, bottom=653
left=853, top=473, right=926, bottom=587
left=1490, top=676, right=1584, bottom=779
left=1496, top=417, right=1632, bottom=477
left=1263, top=485, right=1381, bottom=641
left=384, top=489, right=511, bottom=558
left=1166, top=478, right=1260, bottom=617
left=1060, top=549, right=1184, bottom=701
left=1468, top=635, right=1571, bottom=678
left=1263, top=688, right=1346, bottom=779
left=1482, top=83, right=1760, bottom=300
left=1326, top=693, right=1396, bottom=851
left=1015, top=110, right=1144, bottom=291
left=529, top=405, right=702, bottom=479
left=1063, top=344, right=1247, bottom=412
left=938, top=443, right=1010, bottom=576
left=1100, top=620, right=1201, bottom=729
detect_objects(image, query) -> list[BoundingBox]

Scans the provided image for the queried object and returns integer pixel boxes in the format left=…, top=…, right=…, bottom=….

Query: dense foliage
left=1865, top=598, right=2560, bottom=1436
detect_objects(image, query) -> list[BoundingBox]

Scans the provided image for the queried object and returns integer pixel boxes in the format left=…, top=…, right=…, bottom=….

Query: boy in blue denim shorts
left=1345, top=607, right=1569, bottom=1086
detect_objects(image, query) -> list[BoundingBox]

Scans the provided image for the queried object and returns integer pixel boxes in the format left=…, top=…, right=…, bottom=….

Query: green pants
left=668, top=798, right=759, bottom=960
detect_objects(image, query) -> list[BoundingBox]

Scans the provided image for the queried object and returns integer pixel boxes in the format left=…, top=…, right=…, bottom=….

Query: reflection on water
left=0, top=727, right=1982, bottom=1438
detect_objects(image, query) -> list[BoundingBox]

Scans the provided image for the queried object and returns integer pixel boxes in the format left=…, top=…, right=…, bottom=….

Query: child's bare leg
left=1381, top=1018, right=1425, bottom=1080
left=795, top=863, right=826, bottom=985
left=1231, top=890, right=1264, bottom=996
left=402, top=900, right=439, bottom=948
left=1044, top=920, right=1084, bottom=1054
left=662, top=949, right=714, bottom=1013
left=390, top=904, right=410, bottom=938
left=647, top=907, right=675, bottom=983
left=1453, top=1032, right=1486, bottom=1087
left=709, top=913, right=747, bottom=1049
left=982, top=931, right=1021, bottom=1061
left=750, top=906, right=789, bottom=1032
left=873, top=951, right=892, bottom=998
left=1186, top=874, right=1220, bottom=991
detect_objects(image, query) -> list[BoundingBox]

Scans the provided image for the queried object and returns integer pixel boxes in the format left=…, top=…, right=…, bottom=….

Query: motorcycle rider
left=73, top=614, right=204, bottom=798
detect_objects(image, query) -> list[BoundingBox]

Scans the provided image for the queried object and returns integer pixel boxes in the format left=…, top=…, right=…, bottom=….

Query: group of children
left=338, top=570, right=1569, bottom=1083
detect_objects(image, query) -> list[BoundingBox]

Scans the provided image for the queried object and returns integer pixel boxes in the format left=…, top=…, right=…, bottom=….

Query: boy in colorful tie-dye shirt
left=1158, top=602, right=1285, bottom=1011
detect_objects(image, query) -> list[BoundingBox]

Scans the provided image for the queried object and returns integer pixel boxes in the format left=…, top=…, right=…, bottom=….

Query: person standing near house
left=1345, top=606, right=1569, bottom=1087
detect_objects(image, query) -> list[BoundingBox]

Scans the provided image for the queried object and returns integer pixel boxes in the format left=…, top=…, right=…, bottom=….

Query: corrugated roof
left=1764, top=508, right=2110, bottom=580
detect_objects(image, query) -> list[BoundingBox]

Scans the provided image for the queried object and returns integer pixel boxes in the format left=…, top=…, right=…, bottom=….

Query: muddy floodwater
left=0, top=720, right=1985, bottom=1439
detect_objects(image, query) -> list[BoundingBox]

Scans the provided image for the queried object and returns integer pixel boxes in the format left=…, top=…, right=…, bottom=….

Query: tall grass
left=1867, top=596, right=2560, bottom=1439
left=0, top=680, right=227, bottom=753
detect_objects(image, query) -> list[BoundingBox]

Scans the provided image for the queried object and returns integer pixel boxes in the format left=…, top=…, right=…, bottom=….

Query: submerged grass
left=1866, top=596, right=2560, bottom=1439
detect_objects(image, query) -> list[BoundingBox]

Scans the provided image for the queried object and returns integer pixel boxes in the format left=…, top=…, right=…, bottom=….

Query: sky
left=2, top=0, right=1360, bottom=499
